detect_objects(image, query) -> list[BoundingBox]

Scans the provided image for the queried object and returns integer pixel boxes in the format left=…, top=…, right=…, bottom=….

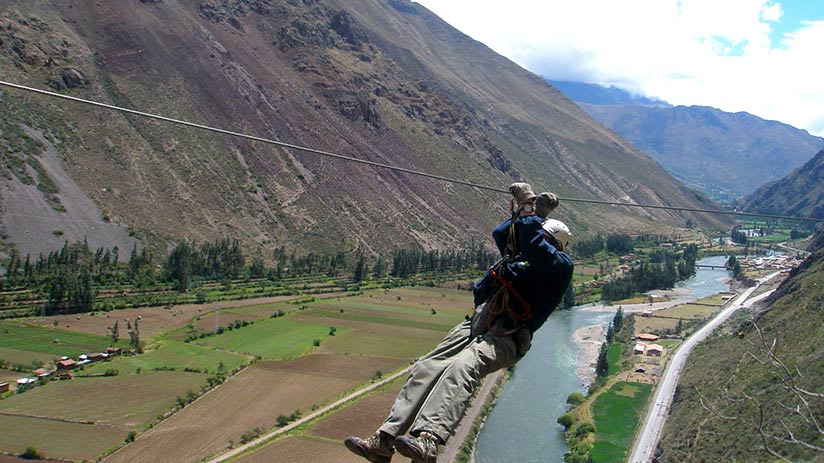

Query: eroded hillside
left=0, top=0, right=728, bottom=259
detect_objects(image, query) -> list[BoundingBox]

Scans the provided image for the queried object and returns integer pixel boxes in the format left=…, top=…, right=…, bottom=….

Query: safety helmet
left=541, top=219, right=571, bottom=251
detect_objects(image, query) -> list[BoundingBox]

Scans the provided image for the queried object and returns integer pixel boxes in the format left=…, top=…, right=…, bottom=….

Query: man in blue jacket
left=345, top=183, right=574, bottom=463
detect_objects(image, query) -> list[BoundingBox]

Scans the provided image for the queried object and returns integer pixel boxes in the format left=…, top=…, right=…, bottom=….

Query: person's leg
left=378, top=319, right=472, bottom=437
left=345, top=319, right=471, bottom=462
left=394, top=329, right=522, bottom=462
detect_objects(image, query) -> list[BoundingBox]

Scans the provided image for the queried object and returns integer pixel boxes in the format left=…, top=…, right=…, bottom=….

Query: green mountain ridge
left=0, top=0, right=728, bottom=261
left=739, top=149, right=824, bottom=220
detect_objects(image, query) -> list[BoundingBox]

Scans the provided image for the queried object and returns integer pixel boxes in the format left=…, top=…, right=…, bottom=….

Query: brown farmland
left=103, top=353, right=404, bottom=463
left=232, top=435, right=364, bottom=463
left=28, top=296, right=301, bottom=339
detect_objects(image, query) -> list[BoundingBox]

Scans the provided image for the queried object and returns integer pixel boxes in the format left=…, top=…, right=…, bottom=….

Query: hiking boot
left=344, top=432, right=395, bottom=463
left=393, top=431, right=440, bottom=463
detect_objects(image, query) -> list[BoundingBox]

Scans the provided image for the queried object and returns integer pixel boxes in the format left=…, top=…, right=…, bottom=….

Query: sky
left=413, top=0, right=824, bottom=137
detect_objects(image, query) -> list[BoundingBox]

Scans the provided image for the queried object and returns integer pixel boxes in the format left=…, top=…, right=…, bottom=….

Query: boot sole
left=343, top=439, right=392, bottom=463
left=394, top=437, right=436, bottom=463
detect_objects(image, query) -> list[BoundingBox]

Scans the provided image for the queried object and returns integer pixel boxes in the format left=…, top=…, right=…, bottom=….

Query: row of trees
left=571, top=232, right=679, bottom=259
left=2, top=238, right=500, bottom=314
left=600, top=244, right=699, bottom=301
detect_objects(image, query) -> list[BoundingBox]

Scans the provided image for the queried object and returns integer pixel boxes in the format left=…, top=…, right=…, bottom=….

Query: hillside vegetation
left=656, top=229, right=824, bottom=462
left=0, top=0, right=728, bottom=262
left=739, top=149, right=824, bottom=220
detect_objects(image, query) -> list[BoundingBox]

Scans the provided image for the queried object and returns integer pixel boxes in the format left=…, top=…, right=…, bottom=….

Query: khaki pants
left=378, top=305, right=528, bottom=442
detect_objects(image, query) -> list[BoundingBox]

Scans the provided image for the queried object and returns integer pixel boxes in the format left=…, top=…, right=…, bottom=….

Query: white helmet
left=542, top=219, right=571, bottom=251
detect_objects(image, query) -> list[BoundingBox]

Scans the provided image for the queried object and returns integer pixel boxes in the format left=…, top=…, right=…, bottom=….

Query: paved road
left=628, top=272, right=781, bottom=463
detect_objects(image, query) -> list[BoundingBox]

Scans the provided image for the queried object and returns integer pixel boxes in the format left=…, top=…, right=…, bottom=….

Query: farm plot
left=195, top=317, right=332, bottom=359
left=102, top=354, right=403, bottom=463
left=0, top=371, right=208, bottom=429
left=0, top=347, right=55, bottom=370
left=0, top=320, right=125, bottom=361
left=82, top=340, right=249, bottom=375
left=0, top=369, right=21, bottom=385
left=311, top=318, right=447, bottom=359
left=591, top=382, right=653, bottom=463
left=305, top=380, right=403, bottom=442
left=26, top=295, right=304, bottom=340
left=635, top=302, right=720, bottom=335
left=0, top=414, right=123, bottom=461
left=232, top=435, right=363, bottom=463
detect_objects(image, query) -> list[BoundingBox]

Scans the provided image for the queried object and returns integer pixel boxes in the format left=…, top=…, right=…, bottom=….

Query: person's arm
left=492, top=218, right=512, bottom=256
left=517, top=215, right=572, bottom=277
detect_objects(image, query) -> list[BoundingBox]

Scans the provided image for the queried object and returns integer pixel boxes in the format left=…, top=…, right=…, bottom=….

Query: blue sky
left=414, top=0, right=824, bottom=137
left=769, top=0, right=824, bottom=48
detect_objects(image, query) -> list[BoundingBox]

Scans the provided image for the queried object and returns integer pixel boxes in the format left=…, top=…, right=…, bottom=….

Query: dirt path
left=441, top=369, right=505, bottom=463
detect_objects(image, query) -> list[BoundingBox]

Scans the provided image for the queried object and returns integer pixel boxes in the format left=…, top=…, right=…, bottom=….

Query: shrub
left=567, top=392, right=586, bottom=406
left=575, top=422, right=596, bottom=437
left=557, top=413, right=574, bottom=430
left=20, top=445, right=42, bottom=459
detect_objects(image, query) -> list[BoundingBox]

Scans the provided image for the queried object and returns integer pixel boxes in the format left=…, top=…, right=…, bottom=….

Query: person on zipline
left=344, top=183, right=574, bottom=463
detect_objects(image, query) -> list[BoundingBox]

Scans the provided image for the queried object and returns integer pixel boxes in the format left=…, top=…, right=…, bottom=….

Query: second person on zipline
left=344, top=182, right=574, bottom=463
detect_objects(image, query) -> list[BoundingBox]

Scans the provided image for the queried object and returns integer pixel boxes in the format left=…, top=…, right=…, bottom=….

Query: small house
left=636, top=333, right=660, bottom=342
left=641, top=310, right=653, bottom=318
left=0, top=382, right=9, bottom=393
left=106, top=347, right=121, bottom=356
left=646, top=344, right=665, bottom=356
left=633, top=343, right=647, bottom=355
left=57, top=359, right=77, bottom=370
left=88, top=352, right=106, bottom=362
left=33, top=368, right=53, bottom=378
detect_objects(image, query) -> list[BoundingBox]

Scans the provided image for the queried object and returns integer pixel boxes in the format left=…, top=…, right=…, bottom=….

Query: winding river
left=473, top=256, right=731, bottom=462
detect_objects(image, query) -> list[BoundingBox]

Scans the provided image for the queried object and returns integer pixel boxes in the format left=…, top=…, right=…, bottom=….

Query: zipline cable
left=2, top=80, right=822, bottom=224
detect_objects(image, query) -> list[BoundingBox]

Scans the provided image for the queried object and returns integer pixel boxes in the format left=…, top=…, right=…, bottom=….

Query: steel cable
left=1, top=80, right=822, bottom=223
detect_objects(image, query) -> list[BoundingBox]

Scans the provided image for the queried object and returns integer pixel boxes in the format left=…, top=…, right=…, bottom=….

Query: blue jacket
left=473, top=214, right=574, bottom=334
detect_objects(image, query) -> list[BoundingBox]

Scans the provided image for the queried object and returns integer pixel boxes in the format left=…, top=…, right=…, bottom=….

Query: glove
left=535, top=191, right=559, bottom=218
left=509, top=182, right=536, bottom=205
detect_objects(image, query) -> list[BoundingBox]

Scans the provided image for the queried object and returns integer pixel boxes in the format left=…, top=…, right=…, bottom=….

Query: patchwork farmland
left=0, top=285, right=473, bottom=462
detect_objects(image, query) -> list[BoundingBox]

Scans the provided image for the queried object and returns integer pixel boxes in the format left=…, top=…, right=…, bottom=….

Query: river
left=473, top=256, right=731, bottom=463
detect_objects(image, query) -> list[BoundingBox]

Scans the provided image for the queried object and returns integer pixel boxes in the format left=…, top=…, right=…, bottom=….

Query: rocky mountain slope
left=738, top=149, right=824, bottom=219
left=0, top=0, right=727, bottom=260
left=549, top=81, right=824, bottom=204
left=656, top=228, right=824, bottom=462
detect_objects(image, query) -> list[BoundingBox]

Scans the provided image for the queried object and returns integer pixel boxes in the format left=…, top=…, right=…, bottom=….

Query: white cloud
left=414, top=0, right=824, bottom=137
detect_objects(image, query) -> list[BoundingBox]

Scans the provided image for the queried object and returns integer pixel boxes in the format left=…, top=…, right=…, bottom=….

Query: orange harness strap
left=488, top=266, right=532, bottom=321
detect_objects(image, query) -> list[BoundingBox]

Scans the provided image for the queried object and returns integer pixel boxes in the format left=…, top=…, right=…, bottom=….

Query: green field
left=82, top=340, right=249, bottom=375
left=195, top=317, right=332, bottom=359
left=607, top=343, right=622, bottom=376
left=0, top=319, right=127, bottom=361
left=590, top=382, right=653, bottom=463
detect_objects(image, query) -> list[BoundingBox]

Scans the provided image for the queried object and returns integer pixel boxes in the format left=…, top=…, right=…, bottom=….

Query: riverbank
left=573, top=324, right=606, bottom=387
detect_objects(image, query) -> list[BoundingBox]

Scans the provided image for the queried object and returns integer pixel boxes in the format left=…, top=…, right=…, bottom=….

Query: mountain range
left=549, top=80, right=824, bottom=204
left=0, top=0, right=726, bottom=261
